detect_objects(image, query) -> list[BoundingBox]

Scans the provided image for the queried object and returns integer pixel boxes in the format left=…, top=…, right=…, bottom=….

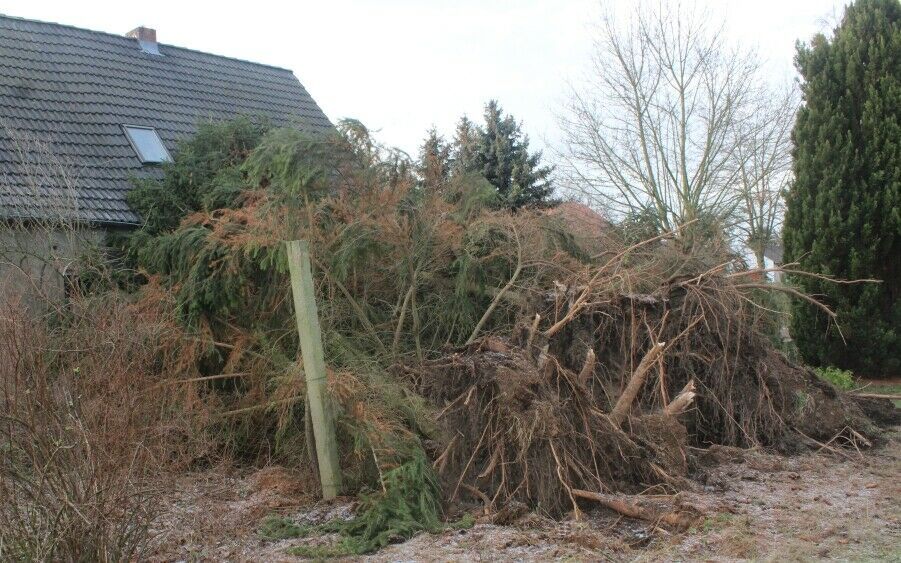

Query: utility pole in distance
left=286, top=240, right=341, bottom=499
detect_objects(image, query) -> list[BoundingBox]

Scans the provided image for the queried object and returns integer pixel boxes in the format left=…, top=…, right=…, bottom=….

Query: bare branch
left=557, top=2, right=777, bottom=250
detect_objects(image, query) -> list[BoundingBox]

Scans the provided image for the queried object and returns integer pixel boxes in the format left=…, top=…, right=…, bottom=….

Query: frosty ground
left=149, top=429, right=900, bottom=561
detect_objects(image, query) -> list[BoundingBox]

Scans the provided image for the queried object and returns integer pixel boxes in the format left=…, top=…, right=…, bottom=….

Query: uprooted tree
left=118, top=115, right=890, bottom=527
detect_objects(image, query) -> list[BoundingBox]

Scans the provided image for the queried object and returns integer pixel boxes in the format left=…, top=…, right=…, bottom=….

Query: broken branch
left=609, top=342, right=665, bottom=426
left=578, top=348, right=596, bottom=387
left=664, top=380, right=697, bottom=416
left=571, top=489, right=701, bottom=529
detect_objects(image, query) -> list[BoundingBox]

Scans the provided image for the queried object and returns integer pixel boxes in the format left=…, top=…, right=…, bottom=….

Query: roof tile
left=0, top=14, right=332, bottom=225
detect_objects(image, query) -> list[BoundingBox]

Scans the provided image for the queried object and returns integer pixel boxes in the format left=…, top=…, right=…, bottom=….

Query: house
left=545, top=201, right=613, bottom=255
left=764, top=242, right=784, bottom=283
left=0, top=15, right=331, bottom=306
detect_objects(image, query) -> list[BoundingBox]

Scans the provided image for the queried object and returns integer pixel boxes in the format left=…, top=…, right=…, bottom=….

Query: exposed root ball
left=410, top=268, right=888, bottom=518
left=416, top=340, right=686, bottom=517
left=539, top=276, right=885, bottom=449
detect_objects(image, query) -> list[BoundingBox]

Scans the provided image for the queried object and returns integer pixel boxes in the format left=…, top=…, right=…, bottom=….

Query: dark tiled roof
left=0, top=14, right=332, bottom=225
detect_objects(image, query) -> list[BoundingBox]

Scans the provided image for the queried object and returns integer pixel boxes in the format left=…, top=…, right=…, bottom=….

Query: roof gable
left=0, top=14, right=332, bottom=224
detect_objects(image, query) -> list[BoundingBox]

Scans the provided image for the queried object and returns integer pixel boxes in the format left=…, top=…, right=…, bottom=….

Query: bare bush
left=734, top=87, right=798, bottom=268
left=0, top=289, right=208, bottom=560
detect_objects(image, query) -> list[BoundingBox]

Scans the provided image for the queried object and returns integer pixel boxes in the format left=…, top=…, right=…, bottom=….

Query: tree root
left=610, top=342, right=665, bottom=426
left=664, top=379, right=696, bottom=416
left=571, top=489, right=702, bottom=530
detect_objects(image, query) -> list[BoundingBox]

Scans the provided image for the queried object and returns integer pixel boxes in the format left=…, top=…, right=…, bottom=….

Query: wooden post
left=286, top=240, right=342, bottom=499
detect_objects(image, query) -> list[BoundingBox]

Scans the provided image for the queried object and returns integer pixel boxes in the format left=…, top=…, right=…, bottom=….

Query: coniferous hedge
left=783, top=0, right=900, bottom=374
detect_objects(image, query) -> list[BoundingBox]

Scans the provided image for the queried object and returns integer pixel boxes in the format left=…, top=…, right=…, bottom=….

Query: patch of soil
left=147, top=465, right=316, bottom=561
left=147, top=429, right=900, bottom=561
left=660, top=431, right=900, bottom=561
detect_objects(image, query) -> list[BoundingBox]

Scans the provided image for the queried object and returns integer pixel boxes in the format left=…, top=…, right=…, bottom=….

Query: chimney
left=126, top=26, right=155, bottom=43
left=126, top=26, right=161, bottom=56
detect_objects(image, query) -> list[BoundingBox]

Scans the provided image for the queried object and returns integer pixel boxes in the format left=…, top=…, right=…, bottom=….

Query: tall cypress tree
left=783, top=0, right=900, bottom=374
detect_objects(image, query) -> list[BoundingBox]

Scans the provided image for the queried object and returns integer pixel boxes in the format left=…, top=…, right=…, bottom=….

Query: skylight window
left=123, top=125, right=171, bottom=164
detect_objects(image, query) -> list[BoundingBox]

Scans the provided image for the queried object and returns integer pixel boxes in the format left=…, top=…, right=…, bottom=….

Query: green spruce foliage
left=450, top=116, right=482, bottom=179
left=427, top=101, right=554, bottom=208
left=417, top=127, right=451, bottom=190
left=128, top=117, right=271, bottom=236
left=310, top=449, right=443, bottom=555
left=783, top=0, right=900, bottom=374
left=267, top=450, right=474, bottom=557
left=476, top=100, right=553, bottom=208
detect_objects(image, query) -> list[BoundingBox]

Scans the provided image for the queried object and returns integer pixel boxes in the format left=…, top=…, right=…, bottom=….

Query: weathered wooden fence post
left=286, top=239, right=342, bottom=499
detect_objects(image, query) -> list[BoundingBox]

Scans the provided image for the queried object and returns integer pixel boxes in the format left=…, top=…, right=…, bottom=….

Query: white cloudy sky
left=3, top=0, right=844, bottom=155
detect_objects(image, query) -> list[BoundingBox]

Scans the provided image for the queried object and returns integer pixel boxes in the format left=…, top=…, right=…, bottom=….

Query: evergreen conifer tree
left=448, top=102, right=554, bottom=208
left=477, top=101, right=553, bottom=208
left=451, top=116, right=481, bottom=177
left=417, top=127, right=451, bottom=190
left=783, top=0, right=900, bottom=374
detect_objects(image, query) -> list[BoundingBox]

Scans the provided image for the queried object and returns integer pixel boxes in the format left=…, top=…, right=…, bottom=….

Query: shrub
left=0, top=289, right=209, bottom=560
left=814, top=366, right=856, bottom=390
left=0, top=383, right=156, bottom=561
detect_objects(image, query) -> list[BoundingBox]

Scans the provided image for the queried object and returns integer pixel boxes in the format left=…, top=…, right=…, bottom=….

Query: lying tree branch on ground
left=571, top=489, right=703, bottom=530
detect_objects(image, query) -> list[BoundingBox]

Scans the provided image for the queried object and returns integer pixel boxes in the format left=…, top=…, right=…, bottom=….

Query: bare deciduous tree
left=558, top=2, right=763, bottom=245
left=734, top=87, right=798, bottom=269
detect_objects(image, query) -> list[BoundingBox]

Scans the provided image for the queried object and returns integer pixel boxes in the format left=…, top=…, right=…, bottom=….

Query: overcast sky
left=3, top=0, right=845, bottom=155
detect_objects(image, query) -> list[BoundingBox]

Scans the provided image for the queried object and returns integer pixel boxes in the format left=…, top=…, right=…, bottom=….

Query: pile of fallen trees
left=405, top=242, right=892, bottom=520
